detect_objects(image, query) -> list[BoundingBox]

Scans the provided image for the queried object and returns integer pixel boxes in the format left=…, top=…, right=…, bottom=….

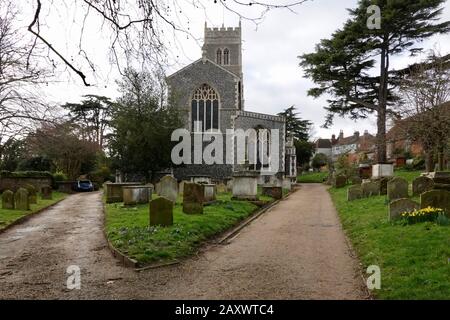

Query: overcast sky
left=32, top=0, right=450, bottom=140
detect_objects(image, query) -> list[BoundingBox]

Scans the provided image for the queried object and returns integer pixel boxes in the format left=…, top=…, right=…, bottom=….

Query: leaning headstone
left=2, top=190, right=14, bottom=209
left=183, top=183, right=204, bottom=214
left=262, top=186, right=283, bottom=200
left=150, top=197, right=173, bottom=226
left=421, top=190, right=450, bottom=213
left=389, top=198, right=420, bottom=220
left=361, top=181, right=380, bottom=198
left=333, top=175, right=347, bottom=188
left=14, top=188, right=30, bottom=211
left=412, top=176, right=434, bottom=196
left=24, top=184, right=37, bottom=204
left=159, top=175, right=178, bottom=203
left=387, top=177, right=409, bottom=201
left=347, top=185, right=363, bottom=201
left=41, top=186, right=53, bottom=200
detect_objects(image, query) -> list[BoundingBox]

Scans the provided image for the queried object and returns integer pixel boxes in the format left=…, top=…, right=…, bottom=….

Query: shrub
left=53, top=171, right=67, bottom=182
left=0, top=170, right=53, bottom=178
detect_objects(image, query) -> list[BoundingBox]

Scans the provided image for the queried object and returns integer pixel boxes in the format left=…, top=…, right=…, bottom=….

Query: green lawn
left=297, top=171, right=328, bottom=183
left=394, top=169, right=424, bottom=183
left=329, top=172, right=450, bottom=299
left=105, top=192, right=273, bottom=265
left=0, top=192, right=67, bottom=231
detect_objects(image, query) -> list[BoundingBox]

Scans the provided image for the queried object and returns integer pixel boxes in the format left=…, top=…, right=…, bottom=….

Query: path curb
left=0, top=195, right=68, bottom=235
left=101, top=200, right=139, bottom=269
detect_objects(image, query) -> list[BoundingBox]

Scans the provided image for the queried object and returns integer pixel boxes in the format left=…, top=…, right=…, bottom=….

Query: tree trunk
left=425, top=152, right=434, bottom=173
left=438, top=148, right=444, bottom=171
left=377, top=43, right=389, bottom=163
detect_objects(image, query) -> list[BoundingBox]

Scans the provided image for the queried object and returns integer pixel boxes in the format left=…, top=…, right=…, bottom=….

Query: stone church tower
left=202, top=23, right=244, bottom=106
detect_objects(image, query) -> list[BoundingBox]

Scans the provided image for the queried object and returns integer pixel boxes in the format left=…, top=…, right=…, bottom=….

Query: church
left=166, top=22, right=296, bottom=183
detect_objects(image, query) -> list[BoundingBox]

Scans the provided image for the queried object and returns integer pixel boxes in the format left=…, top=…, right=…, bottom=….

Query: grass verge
left=0, top=192, right=68, bottom=232
left=105, top=192, right=273, bottom=265
left=329, top=170, right=450, bottom=299
left=297, top=171, right=328, bottom=183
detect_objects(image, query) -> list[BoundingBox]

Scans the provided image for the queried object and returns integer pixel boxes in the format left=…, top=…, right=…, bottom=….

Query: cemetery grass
left=297, top=171, right=328, bottom=183
left=0, top=192, right=68, bottom=231
left=329, top=187, right=450, bottom=300
left=105, top=193, right=272, bottom=265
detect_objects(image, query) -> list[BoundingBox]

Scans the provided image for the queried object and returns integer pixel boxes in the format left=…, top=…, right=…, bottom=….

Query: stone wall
left=0, top=177, right=53, bottom=193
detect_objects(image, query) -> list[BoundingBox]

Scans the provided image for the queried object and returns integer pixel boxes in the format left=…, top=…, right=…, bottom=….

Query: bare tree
left=0, top=1, right=55, bottom=142
left=397, top=51, right=450, bottom=172
left=25, top=0, right=308, bottom=86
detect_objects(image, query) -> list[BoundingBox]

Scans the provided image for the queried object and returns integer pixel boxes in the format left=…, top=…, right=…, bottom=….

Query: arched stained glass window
left=191, top=84, right=219, bottom=132
left=223, top=48, right=230, bottom=65
left=216, top=49, right=222, bottom=65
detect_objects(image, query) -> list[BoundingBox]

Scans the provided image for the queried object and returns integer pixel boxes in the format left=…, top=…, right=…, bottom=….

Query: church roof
left=166, top=58, right=240, bottom=81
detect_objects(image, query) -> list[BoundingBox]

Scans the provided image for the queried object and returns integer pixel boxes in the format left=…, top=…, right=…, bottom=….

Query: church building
left=166, top=22, right=296, bottom=183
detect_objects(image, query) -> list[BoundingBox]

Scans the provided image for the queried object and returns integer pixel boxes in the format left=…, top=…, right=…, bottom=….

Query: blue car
left=77, top=180, right=94, bottom=192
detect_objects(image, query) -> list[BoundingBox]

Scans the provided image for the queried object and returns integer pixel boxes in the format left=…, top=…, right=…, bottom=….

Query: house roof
left=315, top=139, right=332, bottom=149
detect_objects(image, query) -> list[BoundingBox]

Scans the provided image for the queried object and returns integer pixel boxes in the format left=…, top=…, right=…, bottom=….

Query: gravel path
left=0, top=185, right=367, bottom=299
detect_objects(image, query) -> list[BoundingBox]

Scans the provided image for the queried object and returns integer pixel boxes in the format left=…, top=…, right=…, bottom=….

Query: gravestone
left=378, top=177, right=392, bottom=195
left=387, top=177, right=409, bottom=201
left=24, top=184, right=37, bottom=204
left=347, top=185, right=363, bottom=201
left=183, top=183, right=204, bottom=214
left=203, top=184, right=217, bottom=202
left=159, top=175, right=178, bottom=203
left=217, top=183, right=227, bottom=194
left=282, top=178, right=292, bottom=191
left=105, top=182, right=142, bottom=203
left=262, top=186, right=283, bottom=200
left=2, top=190, right=14, bottom=209
left=155, top=182, right=162, bottom=195
left=232, top=172, right=259, bottom=200
left=123, top=186, right=152, bottom=206
left=14, top=188, right=30, bottom=211
left=433, top=171, right=450, bottom=184
left=41, top=186, right=53, bottom=200
left=389, top=198, right=420, bottom=220
left=361, top=181, right=380, bottom=197
left=178, top=181, right=188, bottom=195
left=334, top=175, right=347, bottom=188
left=149, top=197, right=173, bottom=226
left=421, top=190, right=450, bottom=213
left=350, top=176, right=362, bottom=185
left=412, top=176, right=434, bottom=196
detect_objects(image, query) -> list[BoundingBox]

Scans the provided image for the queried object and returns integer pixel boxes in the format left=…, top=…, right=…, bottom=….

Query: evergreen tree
left=300, top=0, right=450, bottom=163
left=277, top=106, right=312, bottom=141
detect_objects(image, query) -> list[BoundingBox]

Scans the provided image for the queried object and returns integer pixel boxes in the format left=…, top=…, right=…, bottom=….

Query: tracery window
left=191, top=84, right=219, bottom=132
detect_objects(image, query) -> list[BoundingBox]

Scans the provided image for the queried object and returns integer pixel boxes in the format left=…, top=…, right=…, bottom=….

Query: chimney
left=354, top=131, right=360, bottom=138
left=364, top=130, right=369, bottom=137
left=331, top=134, right=336, bottom=144
left=339, top=130, right=344, bottom=140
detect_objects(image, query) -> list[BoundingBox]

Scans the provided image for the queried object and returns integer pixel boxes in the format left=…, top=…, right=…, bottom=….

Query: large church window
left=191, top=84, right=219, bottom=132
left=223, top=48, right=230, bottom=65
left=216, top=49, right=222, bottom=65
